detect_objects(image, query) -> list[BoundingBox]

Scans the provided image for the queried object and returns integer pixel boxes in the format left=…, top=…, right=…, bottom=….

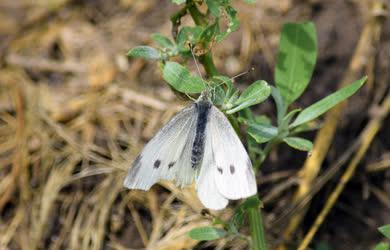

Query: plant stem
left=248, top=206, right=267, bottom=250
left=199, top=53, right=219, bottom=77
left=186, top=2, right=267, bottom=249
left=187, top=0, right=207, bottom=26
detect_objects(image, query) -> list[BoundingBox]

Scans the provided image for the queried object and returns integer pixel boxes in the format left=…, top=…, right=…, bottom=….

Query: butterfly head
left=198, top=89, right=212, bottom=103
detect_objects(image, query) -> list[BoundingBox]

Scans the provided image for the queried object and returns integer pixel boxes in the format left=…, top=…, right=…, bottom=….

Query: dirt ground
left=0, top=0, right=389, bottom=249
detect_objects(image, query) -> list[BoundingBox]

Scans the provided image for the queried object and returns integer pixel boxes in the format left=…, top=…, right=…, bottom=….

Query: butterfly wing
left=208, top=105, right=257, bottom=200
left=196, top=130, right=228, bottom=209
left=124, top=104, right=198, bottom=190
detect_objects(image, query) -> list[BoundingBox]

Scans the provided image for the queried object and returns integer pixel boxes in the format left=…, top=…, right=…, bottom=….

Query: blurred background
left=0, top=0, right=389, bottom=249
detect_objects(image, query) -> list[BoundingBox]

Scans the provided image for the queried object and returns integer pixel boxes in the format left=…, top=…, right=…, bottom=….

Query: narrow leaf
left=188, top=227, right=227, bottom=241
left=226, top=80, right=271, bottom=114
left=163, top=62, right=206, bottom=94
left=290, top=76, right=367, bottom=127
left=379, top=224, right=390, bottom=239
left=127, top=46, right=160, bottom=60
left=275, top=22, right=317, bottom=105
left=283, top=137, right=313, bottom=151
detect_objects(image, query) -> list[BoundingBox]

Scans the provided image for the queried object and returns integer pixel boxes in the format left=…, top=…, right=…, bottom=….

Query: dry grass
left=0, top=0, right=389, bottom=249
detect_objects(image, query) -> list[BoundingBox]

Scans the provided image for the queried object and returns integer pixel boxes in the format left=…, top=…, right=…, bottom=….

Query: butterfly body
left=191, top=99, right=211, bottom=168
left=124, top=95, right=257, bottom=209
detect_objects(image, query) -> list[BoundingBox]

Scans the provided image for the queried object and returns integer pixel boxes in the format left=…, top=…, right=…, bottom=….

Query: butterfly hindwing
left=123, top=103, right=198, bottom=190
left=208, top=105, right=257, bottom=200
left=196, top=125, right=228, bottom=209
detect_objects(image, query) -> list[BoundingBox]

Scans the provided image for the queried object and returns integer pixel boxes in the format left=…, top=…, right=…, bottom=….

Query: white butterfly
left=123, top=92, right=257, bottom=210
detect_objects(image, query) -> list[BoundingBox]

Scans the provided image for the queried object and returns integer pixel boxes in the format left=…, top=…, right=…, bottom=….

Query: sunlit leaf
left=226, top=80, right=271, bottom=114
left=163, top=62, right=206, bottom=93
left=275, top=22, right=317, bottom=105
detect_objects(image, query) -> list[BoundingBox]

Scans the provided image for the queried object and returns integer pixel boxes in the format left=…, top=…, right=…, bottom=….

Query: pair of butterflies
left=123, top=91, right=257, bottom=210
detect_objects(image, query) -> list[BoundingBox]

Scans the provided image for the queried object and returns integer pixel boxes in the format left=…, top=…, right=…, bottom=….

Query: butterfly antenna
left=213, top=67, right=255, bottom=89
left=189, top=44, right=210, bottom=100
left=189, top=44, right=205, bottom=82
left=230, top=67, right=254, bottom=82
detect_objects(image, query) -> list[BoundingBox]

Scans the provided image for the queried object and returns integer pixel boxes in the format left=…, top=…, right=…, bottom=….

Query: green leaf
left=239, top=196, right=261, bottom=209
left=187, top=227, right=227, bottom=241
left=282, top=109, right=301, bottom=126
left=247, top=122, right=278, bottom=144
left=278, top=109, right=301, bottom=134
left=283, top=137, right=313, bottom=151
left=163, top=62, right=206, bottom=94
left=314, top=242, right=331, bottom=250
left=212, top=85, right=226, bottom=105
left=379, top=224, right=390, bottom=239
left=211, top=75, right=235, bottom=99
left=231, top=196, right=261, bottom=228
left=216, top=6, right=239, bottom=42
left=206, top=0, right=221, bottom=17
left=254, top=115, right=272, bottom=125
left=151, top=33, right=174, bottom=48
left=127, top=46, right=160, bottom=60
left=275, top=22, right=317, bottom=105
left=244, top=0, right=256, bottom=3
left=226, top=80, right=271, bottom=114
left=290, top=76, right=367, bottom=127
left=176, top=26, right=204, bottom=52
left=374, top=243, right=390, bottom=250
left=200, top=21, right=219, bottom=44
left=271, top=86, right=287, bottom=125
left=171, top=0, right=186, bottom=4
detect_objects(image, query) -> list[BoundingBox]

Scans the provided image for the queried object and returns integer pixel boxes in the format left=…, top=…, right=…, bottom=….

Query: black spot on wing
left=168, top=161, right=175, bottom=168
left=154, top=160, right=161, bottom=169
left=230, top=165, right=235, bottom=174
left=217, top=167, right=223, bottom=174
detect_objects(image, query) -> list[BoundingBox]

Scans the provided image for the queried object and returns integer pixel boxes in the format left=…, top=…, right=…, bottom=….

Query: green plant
left=373, top=224, right=390, bottom=250
left=127, top=0, right=366, bottom=249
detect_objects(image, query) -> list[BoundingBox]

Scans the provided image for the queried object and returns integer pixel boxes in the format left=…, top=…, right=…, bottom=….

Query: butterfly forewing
left=124, top=104, right=198, bottom=190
